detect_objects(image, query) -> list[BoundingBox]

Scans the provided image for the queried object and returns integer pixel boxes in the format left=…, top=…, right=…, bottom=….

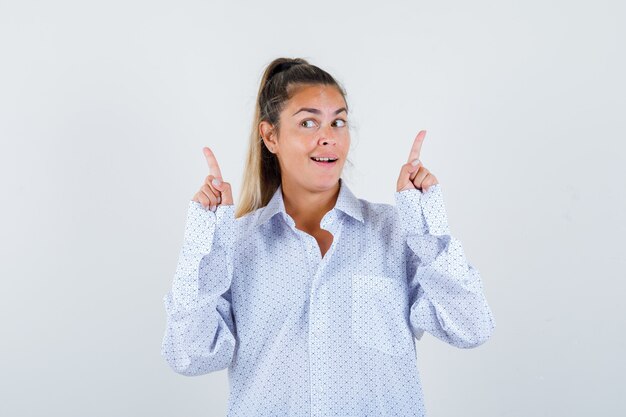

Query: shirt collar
left=254, top=177, right=364, bottom=228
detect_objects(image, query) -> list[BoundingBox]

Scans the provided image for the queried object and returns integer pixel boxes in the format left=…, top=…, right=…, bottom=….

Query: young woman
left=161, top=57, right=496, bottom=417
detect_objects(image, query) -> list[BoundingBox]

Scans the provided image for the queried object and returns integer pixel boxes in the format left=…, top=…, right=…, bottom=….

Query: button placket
left=307, top=237, right=319, bottom=264
left=311, top=287, right=328, bottom=338
left=309, top=273, right=329, bottom=410
left=308, top=212, right=344, bottom=413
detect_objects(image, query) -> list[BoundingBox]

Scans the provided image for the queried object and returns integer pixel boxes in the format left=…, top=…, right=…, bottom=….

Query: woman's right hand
left=192, top=147, right=234, bottom=211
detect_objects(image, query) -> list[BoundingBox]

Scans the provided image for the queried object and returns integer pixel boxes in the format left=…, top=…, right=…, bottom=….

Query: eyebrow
left=292, top=107, right=348, bottom=116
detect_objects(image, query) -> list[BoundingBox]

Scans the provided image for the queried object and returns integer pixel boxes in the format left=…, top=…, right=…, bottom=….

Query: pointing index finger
left=203, top=147, right=223, bottom=180
left=407, top=130, right=426, bottom=164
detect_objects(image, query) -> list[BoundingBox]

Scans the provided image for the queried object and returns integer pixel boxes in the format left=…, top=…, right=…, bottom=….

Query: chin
left=310, top=175, right=340, bottom=190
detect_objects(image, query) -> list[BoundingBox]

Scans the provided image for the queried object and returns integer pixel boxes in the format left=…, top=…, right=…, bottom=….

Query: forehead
left=286, top=84, right=346, bottom=109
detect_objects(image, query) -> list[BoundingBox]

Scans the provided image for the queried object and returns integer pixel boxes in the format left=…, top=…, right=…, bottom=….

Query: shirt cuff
left=394, top=183, right=451, bottom=236
left=185, top=201, right=236, bottom=252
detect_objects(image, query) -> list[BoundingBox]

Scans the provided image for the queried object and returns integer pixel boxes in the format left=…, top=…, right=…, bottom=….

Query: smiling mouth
left=310, top=157, right=338, bottom=163
left=310, top=158, right=338, bottom=169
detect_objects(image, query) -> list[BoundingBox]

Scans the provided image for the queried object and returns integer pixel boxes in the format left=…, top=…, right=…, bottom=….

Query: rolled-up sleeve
left=394, top=184, right=496, bottom=349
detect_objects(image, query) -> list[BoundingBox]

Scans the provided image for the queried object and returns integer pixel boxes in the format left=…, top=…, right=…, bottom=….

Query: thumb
left=210, top=177, right=234, bottom=206
left=396, top=159, right=421, bottom=192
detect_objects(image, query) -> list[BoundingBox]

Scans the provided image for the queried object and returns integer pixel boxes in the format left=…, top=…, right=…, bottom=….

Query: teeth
left=312, top=157, right=337, bottom=162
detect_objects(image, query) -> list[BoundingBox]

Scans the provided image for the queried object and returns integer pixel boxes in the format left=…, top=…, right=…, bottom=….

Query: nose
left=318, top=126, right=337, bottom=146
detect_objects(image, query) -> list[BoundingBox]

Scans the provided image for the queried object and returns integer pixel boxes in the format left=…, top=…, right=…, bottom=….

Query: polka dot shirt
left=161, top=177, right=496, bottom=417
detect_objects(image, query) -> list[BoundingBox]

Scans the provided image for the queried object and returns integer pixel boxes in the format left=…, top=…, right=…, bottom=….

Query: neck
left=281, top=178, right=340, bottom=232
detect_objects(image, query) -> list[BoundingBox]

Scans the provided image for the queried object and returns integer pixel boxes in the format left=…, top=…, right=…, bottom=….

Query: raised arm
left=161, top=147, right=238, bottom=375
left=394, top=131, right=496, bottom=348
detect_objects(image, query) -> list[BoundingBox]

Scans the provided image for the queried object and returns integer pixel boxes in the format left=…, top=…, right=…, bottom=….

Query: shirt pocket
left=351, top=273, right=413, bottom=357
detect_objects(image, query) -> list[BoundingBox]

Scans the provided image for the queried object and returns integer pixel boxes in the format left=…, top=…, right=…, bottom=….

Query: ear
left=259, top=121, right=278, bottom=153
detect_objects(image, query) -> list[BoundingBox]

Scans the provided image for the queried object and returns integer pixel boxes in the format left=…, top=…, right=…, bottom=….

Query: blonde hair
left=235, top=57, right=352, bottom=219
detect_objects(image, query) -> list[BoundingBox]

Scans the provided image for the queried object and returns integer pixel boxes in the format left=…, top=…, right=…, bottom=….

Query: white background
left=1, top=0, right=624, bottom=416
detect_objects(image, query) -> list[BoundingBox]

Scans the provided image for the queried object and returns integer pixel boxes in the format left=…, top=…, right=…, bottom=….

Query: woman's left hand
left=396, top=130, right=439, bottom=193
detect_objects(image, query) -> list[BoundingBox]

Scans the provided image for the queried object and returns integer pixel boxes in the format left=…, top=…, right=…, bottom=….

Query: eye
left=333, top=119, right=347, bottom=127
left=301, top=119, right=317, bottom=128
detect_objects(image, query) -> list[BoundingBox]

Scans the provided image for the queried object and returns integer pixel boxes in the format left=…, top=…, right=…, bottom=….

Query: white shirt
left=161, top=177, right=496, bottom=417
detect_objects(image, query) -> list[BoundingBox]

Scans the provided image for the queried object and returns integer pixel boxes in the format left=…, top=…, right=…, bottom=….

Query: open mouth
left=310, top=157, right=338, bottom=165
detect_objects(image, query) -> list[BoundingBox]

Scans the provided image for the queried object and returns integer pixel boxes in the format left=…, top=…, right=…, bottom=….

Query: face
left=261, top=84, right=350, bottom=192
